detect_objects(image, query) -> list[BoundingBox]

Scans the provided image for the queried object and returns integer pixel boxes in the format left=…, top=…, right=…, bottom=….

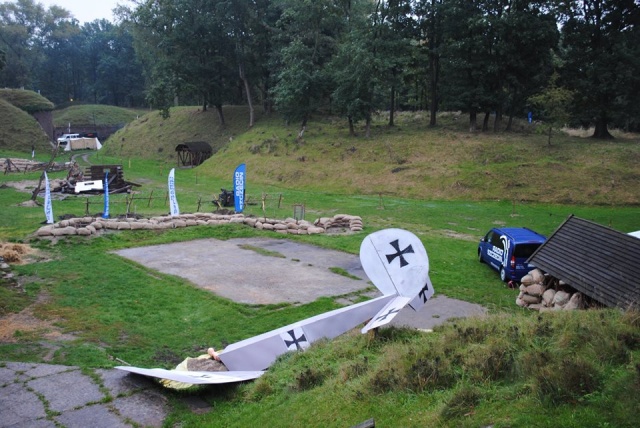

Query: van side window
left=489, top=232, right=503, bottom=249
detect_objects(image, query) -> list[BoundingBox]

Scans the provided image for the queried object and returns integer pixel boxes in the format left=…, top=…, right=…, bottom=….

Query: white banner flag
left=168, top=168, right=180, bottom=216
left=44, top=172, right=54, bottom=224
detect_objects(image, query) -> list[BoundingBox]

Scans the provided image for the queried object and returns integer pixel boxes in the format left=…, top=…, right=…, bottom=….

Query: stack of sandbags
left=314, top=214, right=363, bottom=232
left=516, top=268, right=585, bottom=311
left=35, top=213, right=365, bottom=237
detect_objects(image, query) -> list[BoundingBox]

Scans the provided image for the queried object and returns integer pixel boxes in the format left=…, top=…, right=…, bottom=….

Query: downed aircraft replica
left=116, top=228, right=434, bottom=385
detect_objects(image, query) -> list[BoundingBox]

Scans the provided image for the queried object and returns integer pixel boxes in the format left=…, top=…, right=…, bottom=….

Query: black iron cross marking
left=284, top=329, right=308, bottom=350
left=386, top=239, right=414, bottom=267
left=418, top=283, right=431, bottom=303
left=375, top=307, right=401, bottom=322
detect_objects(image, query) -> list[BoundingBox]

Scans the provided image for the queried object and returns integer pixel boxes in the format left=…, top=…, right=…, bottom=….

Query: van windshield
left=514, top=243, right=541, bottom=258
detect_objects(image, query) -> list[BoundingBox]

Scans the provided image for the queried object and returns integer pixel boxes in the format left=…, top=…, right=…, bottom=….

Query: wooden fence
left=80, top=190, right=288, bottom=218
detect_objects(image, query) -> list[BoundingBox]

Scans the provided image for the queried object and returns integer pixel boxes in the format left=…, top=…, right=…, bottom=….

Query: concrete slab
left=111, top=391, right=169, bottom=428
left=96, top=368, right=156, bottom=397
left=389, top=295, right=487, bottom=330
left=0, top=382, right=47, bottom=427
left=115, top=238, right=370, bottom=305
left=27, top=370, right=105, bottom=413
left=54, top=404, right=129, bottom=428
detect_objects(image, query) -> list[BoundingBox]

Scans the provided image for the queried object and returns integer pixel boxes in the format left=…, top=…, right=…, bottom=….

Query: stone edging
left=35, top=213, right=364, bottom=237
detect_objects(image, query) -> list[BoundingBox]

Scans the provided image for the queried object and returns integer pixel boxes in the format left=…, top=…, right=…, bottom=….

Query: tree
left=370, top=0, right=415, bottom=127
left=129, top=0, right=237, bottom=122
left=0, top=0, right=49, bottom=89
left=330, top=27, right=377, bottom=136
left=529, top=72, right=574, bottom=145
left=558, top=0, right=640, bottom=138
left=271, top=0, right=344, bottom=131
left=415, top=0, right=444, bottom=127
left=440, top=0, right=492, bottom=132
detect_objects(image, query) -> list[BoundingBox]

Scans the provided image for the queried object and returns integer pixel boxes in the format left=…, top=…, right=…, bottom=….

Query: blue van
left=477, top=227, right=546, bottom=282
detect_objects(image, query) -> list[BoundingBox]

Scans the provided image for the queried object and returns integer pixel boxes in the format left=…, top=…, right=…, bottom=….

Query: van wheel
left=478, top=251, right=483, bottom=263
left=499, top=266, right=507, bottom=282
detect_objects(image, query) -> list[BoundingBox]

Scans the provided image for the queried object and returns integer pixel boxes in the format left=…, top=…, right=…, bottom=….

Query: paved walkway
left=0, top=362, right=173, bottom=428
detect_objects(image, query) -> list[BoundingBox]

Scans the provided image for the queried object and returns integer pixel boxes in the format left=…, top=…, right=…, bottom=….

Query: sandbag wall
left=516, top=268, right=585, bottom=311
left=35, top=213, right=364, bottom=237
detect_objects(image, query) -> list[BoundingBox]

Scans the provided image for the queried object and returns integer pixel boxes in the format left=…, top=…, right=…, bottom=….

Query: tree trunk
left=348, top=116, right=355, bottom=136
left=428, top=13, right=440, bottom=128
left=506, top=113, right=513, bottom=131
left=365, top=115, right=371, bottom=138
left=298, top=115, right=308, bottom=139
left=469, top=110, right=477, bottom=133
left=482, top=111, right=490, bottom=132
left=389, top=85, right=395, bottom=127
left=215, top=104, right=225, bottom=127
left=592, top=115, right=614, bottom=139
left=239, top=63, right=255, bottom=128
left=493, top=105, right=503, bottom=132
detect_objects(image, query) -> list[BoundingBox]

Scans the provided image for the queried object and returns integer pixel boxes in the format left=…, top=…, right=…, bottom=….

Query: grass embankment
left=52, top=104, right=149, bottom=129
left=104, top=106, right=640, bottom=205
left=0, top=89, right=52, bottom=152
left=1, top=105, right=639, bottom=427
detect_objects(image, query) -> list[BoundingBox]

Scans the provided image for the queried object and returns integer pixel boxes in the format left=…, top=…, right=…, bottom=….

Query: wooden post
left=278, top=193, right=283, bottom=209
left=85, top=198, right=90, bottom=216
left=148, top=190, right=154, bottom=207
left=126, top=194, right=132, bottom=215
left=197, top=196, right=202, bottom=212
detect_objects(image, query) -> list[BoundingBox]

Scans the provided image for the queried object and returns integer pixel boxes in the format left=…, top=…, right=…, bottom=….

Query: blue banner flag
left=168, top=168, right=180, bottom=216
left=44, top=172, right=53, bottom=224
left=234, top=163, right=246, bottom=213
left=103, top=171, right=110, bottom=218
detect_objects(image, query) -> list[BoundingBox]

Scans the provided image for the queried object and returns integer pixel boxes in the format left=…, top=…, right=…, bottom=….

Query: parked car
left=477, top=227, right=546, bottom=283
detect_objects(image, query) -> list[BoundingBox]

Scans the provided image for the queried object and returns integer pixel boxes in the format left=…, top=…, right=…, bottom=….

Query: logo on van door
left=500, top=235, right=510, bottom=267
left=487, top=244, right=503, bottom=262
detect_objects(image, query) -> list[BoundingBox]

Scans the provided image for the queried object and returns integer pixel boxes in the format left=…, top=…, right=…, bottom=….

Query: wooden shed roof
left=527, top=215, right=640, bottom=310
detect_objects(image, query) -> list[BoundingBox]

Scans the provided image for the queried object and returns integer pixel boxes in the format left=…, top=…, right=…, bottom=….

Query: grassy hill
left=0, top=95, right=145, bottom=153
left=0, top=89, right=52, bottom=152
left=103, top=106, right=640, bottom=206
left=52, top=104, right=149, bottom=128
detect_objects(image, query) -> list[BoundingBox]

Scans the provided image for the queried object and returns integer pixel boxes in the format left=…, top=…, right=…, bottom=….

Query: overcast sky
left=36, top=0, right=124, bottom=24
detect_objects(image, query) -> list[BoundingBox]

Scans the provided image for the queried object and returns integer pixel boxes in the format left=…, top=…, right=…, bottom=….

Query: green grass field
left=1, top=104, right=639, bottom=427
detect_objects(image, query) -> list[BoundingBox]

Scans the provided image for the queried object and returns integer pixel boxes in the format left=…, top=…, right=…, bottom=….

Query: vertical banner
left=43, top=172, right=53, bottom=224
left=234, top=163, right=246, bottom=213
left=168, top=168, right=180, bottom=216
left=103, top=171, right=110, bottom=219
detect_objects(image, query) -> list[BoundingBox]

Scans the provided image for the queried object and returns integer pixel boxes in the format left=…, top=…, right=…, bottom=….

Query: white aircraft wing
left=114, top=366, right=264, bottom=384
left=219, top=294, right=394, bottom=371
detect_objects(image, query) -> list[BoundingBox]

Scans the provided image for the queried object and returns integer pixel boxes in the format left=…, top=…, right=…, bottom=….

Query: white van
left=57, top=133, right=80, bottom=145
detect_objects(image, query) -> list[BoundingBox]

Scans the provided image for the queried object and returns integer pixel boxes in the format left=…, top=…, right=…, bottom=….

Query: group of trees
left=1, top=0, right=638, bottom=138
left=0, top=0, right=145, bottom=107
